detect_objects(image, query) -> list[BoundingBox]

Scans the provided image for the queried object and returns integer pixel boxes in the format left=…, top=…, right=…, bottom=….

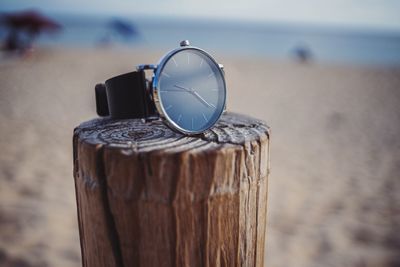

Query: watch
left=95, top=40, right=227, bottom=135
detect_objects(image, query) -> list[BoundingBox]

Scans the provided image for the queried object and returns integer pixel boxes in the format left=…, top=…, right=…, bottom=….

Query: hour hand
left=174, top=84, right=192, bottom=93
left=161, top=89, right=185, bottom=92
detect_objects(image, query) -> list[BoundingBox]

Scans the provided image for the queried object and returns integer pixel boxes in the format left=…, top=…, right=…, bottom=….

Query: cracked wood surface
left=73, top=112, right=270, bottom=267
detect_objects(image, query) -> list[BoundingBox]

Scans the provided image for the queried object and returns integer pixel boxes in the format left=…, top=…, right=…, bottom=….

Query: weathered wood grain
left=73, top=112, right=270, bottom=267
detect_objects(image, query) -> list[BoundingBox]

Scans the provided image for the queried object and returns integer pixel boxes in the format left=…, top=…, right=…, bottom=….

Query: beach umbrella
left=0, top=10, right=62, bottom=52
left=1, top=10, right=61, bottom=34
left=108, top=19, right=138, bottom=40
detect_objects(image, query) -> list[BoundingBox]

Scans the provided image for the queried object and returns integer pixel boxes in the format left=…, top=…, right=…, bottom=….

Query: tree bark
left=73, top=112, right=270, bottom=267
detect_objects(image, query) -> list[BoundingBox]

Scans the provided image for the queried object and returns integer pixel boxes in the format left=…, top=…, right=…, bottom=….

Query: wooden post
left=73, top=112, right=270, bottom=267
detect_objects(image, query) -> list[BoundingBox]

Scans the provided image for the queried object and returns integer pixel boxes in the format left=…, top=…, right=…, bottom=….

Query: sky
left=1, top=0, right=400, bottom=32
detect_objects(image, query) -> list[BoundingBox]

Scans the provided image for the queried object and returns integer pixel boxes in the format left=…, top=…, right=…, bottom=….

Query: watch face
left=155, top=48, right=226, bottom=134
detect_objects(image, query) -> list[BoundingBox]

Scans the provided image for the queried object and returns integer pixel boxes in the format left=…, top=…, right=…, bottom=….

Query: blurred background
left=0, top=0, right=399, bottom=266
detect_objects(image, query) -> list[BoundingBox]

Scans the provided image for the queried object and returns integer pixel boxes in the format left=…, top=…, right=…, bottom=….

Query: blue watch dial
left=157, top=48, right=226, bottom=133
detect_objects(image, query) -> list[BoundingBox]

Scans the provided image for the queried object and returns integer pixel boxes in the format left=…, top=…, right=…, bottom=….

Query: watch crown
left=180, top=40, right=190, bottom=47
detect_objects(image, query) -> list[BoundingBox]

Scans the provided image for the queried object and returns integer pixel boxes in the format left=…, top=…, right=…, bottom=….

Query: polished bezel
left=151, top=45, right=227, bottom=135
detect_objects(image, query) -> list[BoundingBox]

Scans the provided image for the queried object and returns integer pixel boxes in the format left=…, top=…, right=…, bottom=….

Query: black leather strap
left=95, top=83, right=109, bottom=116
left=95, top=71, right=157, bottom=119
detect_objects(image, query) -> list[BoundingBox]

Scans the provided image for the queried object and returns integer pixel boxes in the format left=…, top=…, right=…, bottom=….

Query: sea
left=2, top=13, right=400, bottom=66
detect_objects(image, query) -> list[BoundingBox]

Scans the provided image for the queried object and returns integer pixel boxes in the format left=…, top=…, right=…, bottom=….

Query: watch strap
left=95, top=83, right=109, bottom=116
left=95, top=71, right=157, bottom=119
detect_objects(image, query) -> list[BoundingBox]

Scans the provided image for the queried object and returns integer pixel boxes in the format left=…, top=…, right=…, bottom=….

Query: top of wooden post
left=74, top=112, right=270, bottom=152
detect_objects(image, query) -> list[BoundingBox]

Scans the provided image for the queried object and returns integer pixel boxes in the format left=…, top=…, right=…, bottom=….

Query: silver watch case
left=137, top=43, right=227, bottom=135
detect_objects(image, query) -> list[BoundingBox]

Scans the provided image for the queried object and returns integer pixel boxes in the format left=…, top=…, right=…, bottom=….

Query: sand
left=0, top=47, right=399, bottom=267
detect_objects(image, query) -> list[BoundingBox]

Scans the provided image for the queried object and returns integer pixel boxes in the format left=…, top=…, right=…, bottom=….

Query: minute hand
left=174, top=85, right=213, bottom=108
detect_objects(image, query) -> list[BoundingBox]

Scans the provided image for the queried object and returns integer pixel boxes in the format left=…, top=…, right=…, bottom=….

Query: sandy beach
left=0, top=47, right=399, bottom=267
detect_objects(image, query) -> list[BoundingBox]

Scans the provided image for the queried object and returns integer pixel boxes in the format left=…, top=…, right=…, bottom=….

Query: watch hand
left=174, top=84, right=192, bottom=92
left=174, top=84, right=213, bottom=108
left=160, top=89, right=186, bottom=92
left=192, top=91, right=213, bottom=108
